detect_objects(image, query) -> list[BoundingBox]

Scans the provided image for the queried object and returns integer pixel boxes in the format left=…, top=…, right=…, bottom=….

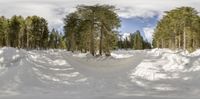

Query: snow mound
left=72, top=53, right=88, bottom=58
left=51, top=59, right=68, bottom=66
left=130, top=49, right=200, bottom=81
left=147, top=48, right=174, bottom=56
left=0, top=47, right=24, bottom=67
left=111, top=53, right=133, bottom=59
left=161, top=53, right=189, bottom=72
left=130, top=59, right=182, bottom=81
left=190, top=49, right=200, bottom=56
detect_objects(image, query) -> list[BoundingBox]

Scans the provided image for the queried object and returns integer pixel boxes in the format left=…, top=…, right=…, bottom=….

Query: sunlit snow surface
left=0, top=47, right=200, bottom=99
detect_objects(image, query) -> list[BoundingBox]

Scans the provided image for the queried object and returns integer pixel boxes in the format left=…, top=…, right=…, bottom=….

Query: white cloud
left=111, top=0, right=200, bottom=18
left=118, top=7, right=159, bottom=19
left=119, top=33, right=131, bottom=40
left=143, top=27, right=155, bottom=43
left=0, top=0, right=200, bottom=32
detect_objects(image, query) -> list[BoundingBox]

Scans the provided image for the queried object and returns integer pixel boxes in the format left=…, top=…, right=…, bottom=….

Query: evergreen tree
left=117, top=31, right=151, bottom=50
left=48, top=29, right=64, bottom=49
left=133, top=31, right=144, bottom=50
left=0, top=16, right=8, bottom=47
left=9, top=15, right=24, bottom=48
left=64, top=4, right=120, bottom=56
left=153, top=7, right=200, bottom=52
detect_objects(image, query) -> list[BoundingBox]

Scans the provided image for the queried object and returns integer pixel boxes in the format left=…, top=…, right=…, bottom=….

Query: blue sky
left=119, top=16, right=158, bottom=42
left=120, top=16, right=158, bottom=33
left=0, top=0, right=200, bottom=43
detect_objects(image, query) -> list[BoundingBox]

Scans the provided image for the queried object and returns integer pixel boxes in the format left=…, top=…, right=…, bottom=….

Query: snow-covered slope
left=129, top=49, right=200, bottom=98
left=0, top=47, right=200, bottom=99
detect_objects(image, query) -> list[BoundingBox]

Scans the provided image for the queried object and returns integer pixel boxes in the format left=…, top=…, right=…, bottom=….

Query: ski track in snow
left=0, top=47, right=200, bottom=99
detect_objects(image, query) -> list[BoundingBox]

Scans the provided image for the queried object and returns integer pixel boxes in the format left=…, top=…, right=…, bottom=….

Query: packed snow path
left=0, top=47, right=200, bottom=99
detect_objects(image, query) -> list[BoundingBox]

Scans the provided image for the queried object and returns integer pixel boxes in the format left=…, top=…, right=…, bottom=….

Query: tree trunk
left=156, top=41, right=159, bottom=48
left=99, top=25, right=103, bottom=56
left=18, top=33, right=21, bottom=48
left=27, top=32, right=29, bottom=49
left=173, top=29, right=176, bottom=49
left=183, top=27, right=186, bottom=50
left=179, top=33, right=181, bottom=49
left=90, top=22, right=95, bottom=56
left=161, top=39, right=164, bottom=48
left=192, top=34, right=195, bottom=49
left=6, top=33, right=9, bottom=47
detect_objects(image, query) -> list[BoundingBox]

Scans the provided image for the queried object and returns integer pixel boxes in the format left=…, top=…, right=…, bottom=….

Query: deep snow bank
left=130, top=48, right=200, bottom=93
left=131, top=49, right=200, bottom=80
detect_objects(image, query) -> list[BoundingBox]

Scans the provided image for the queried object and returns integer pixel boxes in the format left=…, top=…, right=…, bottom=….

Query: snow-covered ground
left=0, top=47, right=200, bottom=99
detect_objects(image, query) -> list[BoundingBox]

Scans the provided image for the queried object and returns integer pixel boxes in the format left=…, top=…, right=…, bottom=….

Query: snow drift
left=130, top=48, right=200, bottom=97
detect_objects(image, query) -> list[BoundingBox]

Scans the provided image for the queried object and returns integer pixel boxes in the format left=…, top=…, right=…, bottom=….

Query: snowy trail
left=0, top=48, right=148, bottom=99
left=0, top=48, right=200, bottom=99
left=61, top=51, right=147, bottom=98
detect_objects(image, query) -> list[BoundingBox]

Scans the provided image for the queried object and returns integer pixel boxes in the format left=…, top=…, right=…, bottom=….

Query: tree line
left=0, top=4, right=153, bottom=56
left=153, top=7, right=200, bottom=52
left=0, top=15, right=66, bottom=49
left=118, top=30, right=151, bottom=50
left=64, top=4, right=152, bottom=56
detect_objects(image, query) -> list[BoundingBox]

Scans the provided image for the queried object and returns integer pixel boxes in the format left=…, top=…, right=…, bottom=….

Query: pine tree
left=64, top=4, right=120, bottom=56
left=153, top=7, right=200, bottom=52
left=9, top=15, right=24, bottom=48
left=0, top=15, right=48, bottom=49
left=133, top=31, right=143, bottom=50
left=0, top=16, right=8, bottom=47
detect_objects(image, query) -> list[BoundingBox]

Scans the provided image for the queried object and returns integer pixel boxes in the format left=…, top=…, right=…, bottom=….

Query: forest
left=64, top=4, right=151, bottom=56
left=0, top=15, right=66, bottom=49
left=153, top=7, right=200, bottom=52
left=0, top=5, right=200, bottom=56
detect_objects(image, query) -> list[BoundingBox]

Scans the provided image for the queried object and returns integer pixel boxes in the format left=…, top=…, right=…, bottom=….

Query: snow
left=72, top=53, right=88, bottom=58
left=0, top=57, right=4, bottom=63
left=111, top=53, right=133, bottom=59
left=190, top=49, right=200, bottom=56
left=52, top=59, right=68, bottom=66
left=1, top=47, right=200, bottom=98
left=130, top=49, right=200, bottom=81
left=0, top=50, right=3, bottom=54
